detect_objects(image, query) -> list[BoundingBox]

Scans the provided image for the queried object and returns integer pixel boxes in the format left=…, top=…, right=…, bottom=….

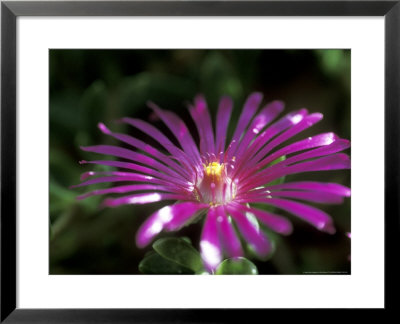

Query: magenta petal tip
left=101, top=198, right=113, bottom=208
left=98, top=122, right=111, bottom=134
left=80, top=171, right=95, bottom=181
left=321, top=223, right=336, bottom=234
left=146, top=100, right=158, bottom=110
left=251, top=91, right=263, bottom=101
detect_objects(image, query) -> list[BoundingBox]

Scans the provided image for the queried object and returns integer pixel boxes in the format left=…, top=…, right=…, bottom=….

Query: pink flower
left=73, top=93, right=351, bottom=272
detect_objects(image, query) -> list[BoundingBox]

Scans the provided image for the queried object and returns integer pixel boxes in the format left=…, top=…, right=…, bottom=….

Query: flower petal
left=215, top=96, right=233, bottom=154
left=200, top=207, right=223, bottom=272
left=245, top=197, right=336, bottom=234
left=256, top=132, right=338, bottom=170
left=226, top=204, right=272, bottom=258
left=135, top=205, right=175, bottom=247
left=240, top=141, right=350, bottom=191
left=189, top=95, right=215, bottom=155
left=231, top=202, right=293, bottom=235
left=121, top=117, right=195, bottom=174
left=80, top=159, right=155, bottom=173
left=273, top=139, right=351, bottom=169
left=237, top=132, right=339, bottom=181
left=148, top=102, right=201, bottom=163
left=241, top=153, right=350, bottom=192
left=234, top=100, right=284, bottom=158
left=71, top=173, right=162, bottom=188
left=163, top=202, right=209, bottom=231
left=97, top=123, right=187, bottom=179
left=250, top=113, right=323, bottom=165
left=80, top=145, right=185, bottom=181
left=78, top=160, right=190, bottom=188
left=76, top=184, right=174, bottom=200
left=227, top=92, right=263, bottom=159
left=266, top=181, right=351, bottom=197
left=102, top=193, right=187, bottom=208
left=136, top=202, right=208, bottom=247
left=240, top=190, right=345, bottom=204
left=216, top=206, right=243, bottom=258
left=234, top=108, right=308, bottom=173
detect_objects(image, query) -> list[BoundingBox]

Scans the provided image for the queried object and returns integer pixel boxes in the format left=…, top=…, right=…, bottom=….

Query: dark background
left=49, top=49, right=351, bottom=275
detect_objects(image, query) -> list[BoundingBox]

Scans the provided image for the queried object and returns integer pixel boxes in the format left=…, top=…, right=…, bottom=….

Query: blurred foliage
left=50, top=49, right=351, bottom=275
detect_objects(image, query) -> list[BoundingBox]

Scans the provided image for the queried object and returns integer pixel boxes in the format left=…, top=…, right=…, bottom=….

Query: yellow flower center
left=203, top=162, right=224, bottom=180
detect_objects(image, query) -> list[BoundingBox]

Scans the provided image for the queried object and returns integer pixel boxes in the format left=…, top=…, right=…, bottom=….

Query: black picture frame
left=1, top=0, right=398, bottom=322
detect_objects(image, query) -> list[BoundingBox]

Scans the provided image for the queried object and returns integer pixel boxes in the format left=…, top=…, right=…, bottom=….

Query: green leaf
left=216, top=257, right=258, bottom=275
left=139, top=252, right=194, bottom=274
left=152, top=237, right=204, bottom=273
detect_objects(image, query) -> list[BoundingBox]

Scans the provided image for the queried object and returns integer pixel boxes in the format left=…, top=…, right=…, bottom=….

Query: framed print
left=1, top=0, right=399, bottom=322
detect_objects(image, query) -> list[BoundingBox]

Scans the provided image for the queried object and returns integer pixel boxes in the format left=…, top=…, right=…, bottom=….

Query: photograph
left=49, top=49, right=351, bottom=275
